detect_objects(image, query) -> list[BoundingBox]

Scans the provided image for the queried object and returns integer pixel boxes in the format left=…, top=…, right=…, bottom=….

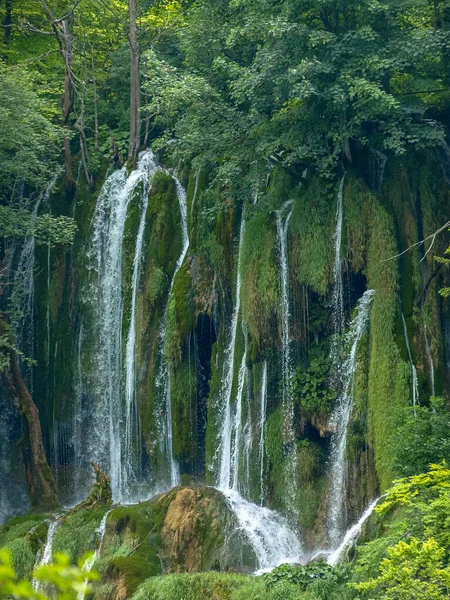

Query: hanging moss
left=366, top=196, right=410, bottom=490
left=165, top=263, right=195, bottom=367
left=290, top=176, right=334, bottom=295
left=240, top=212, right=279, bottom=346
left=171, top=358, right=197, bottom=467
left=296, top=441, right=327, bottom=532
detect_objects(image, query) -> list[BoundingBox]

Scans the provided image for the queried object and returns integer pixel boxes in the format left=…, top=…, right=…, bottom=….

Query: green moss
left=0, top=514, right=48, bottom=579
left=366, top=195, right=410, bottom=490
left=290, top=176, right=334, bottom=294
left=52, top=508, right=108, bottom=564
left=241, top=212, right=279, bottom=345
left=296, top=442, right=326, bottom=531
left=131, top=571, right=260, bottom=600
left=165, top=263, right=195, bottom=366
left=205, top=336, right=226, bottom=484
left=171, top=359, right=197, bottom=464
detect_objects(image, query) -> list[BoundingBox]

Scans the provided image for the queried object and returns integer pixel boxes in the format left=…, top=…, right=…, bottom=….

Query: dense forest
left=1, top=0, right=450, bottom=598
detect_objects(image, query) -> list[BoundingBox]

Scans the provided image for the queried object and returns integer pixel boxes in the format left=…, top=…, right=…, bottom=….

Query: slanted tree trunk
left=128, top=0, right=141, bottom=162
left=1, top=343, right=59, bottom=510
left=38, top=0, right=76, bottom=191
left=61, top=15, right=75, bottom=191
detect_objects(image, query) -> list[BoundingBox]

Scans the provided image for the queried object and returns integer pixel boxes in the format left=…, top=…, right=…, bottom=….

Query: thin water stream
left=327, top=290, right=375, bottom=548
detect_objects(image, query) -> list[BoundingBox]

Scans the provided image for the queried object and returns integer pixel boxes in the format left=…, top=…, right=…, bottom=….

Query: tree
left=128, top=0, right=141, bottom=161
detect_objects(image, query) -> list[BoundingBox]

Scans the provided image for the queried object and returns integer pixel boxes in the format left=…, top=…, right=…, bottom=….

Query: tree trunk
left=128, top=0, right=141, bottom=162
left=4, top=0, right=12, bottom=45
left=1, top=339, right=59, bottom=511
left=38, top=0, right=75, bottom=190
left=62, top=16, right=75, bottom=191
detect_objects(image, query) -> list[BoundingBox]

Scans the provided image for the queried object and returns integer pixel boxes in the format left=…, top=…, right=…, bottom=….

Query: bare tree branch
left=382, top=220, right=450, bottom=263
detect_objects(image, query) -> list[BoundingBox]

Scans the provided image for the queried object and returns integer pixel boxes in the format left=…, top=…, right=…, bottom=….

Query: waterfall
left=423, top=321, right=435, bottom=397
left=89, top=150, right=157, bottom=501
left=332, top=173, right=346, bottom=340
left=123, top=153, right=156, bottom=494
left=327, top=289, right=375, bottom=549
left=327, top=497, right=382, bottom=566
left=156, top=174, right=190, bottom=488
left=218, top=218, right=245, bottom=491
left=81, top=509, right=112, bottom=574
left=259, top=361, right=268, bottom=505
left=275, top=201, right=297, bottom=513
left=401, top=313, right=419, bottom=414
left=12, top=175, right=58, bottom=380
left=33, top=517, right=60, bottom=590
left=230, top=327, right=248, bottom=491
left=222, top=490, right=303, bottom=573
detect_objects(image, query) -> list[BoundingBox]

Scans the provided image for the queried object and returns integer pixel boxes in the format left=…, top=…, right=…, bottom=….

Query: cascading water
left=259, top=361, right=268, bottom=506
left=212, top=216, right=302, bottom=570
left=401, top=312, right=419, bottom=415
left=81, top=509, right=113, bottom=575
left=327, top=497, right=382, bottom=566
left=12, top=176, right=58, bottom=383
left=33, top=517, right=60, bottom=591
left=218, top=218, right=245, bottom=491
left=423, top=321, right=435, bottom=397
left=331, top=173, right=346, bottom=341
left=156, top=174, right=189, bottom=488
left=275, top=201, right=297, bottom=513
left=230, top=326, right=248, bottom=491
left=88, top=150, right=158, bottom=501
left=327, top=289, right=375, bottom=549
left=223, top=490, right=302, bottom=573
left=123, top=154, right=156, bottom=493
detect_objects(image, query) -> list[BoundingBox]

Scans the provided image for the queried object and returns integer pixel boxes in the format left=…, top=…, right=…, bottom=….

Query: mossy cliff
left=2, top=147, right=450, bottom=555
left=0, top=486, right=257, bottom=599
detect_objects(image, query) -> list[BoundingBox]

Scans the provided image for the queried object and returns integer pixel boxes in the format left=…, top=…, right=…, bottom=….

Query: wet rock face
left=93, top=486, right=256, bottom=598
left=160, top=487, right=252, bottom=573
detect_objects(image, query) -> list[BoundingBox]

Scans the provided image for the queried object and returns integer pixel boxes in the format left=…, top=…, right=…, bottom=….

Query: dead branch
left=382, top=220, right=450, bottom=263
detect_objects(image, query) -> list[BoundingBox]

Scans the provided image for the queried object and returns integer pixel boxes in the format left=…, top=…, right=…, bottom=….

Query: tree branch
left=381, top=221, right=450, bottom=263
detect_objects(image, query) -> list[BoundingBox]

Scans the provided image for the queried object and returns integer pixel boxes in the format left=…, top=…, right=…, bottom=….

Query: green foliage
left=263, top=563, right=338, bottom=590
left=350, top=464, right=450, bottom=598
left=392, top=398, right=450, bottom=477
left=0, top=64, right=63, bottom=198
left=294, top=357, right=335, bottom=414
left=0, top=208, right=76, bottom=245
left=353, top=537, right=450, bottom=599
left=0, top=549, right=98, bottom=600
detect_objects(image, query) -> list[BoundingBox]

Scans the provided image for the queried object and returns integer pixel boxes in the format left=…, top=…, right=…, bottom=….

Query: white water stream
left=230, top=327, right=248, bottom=491
left=275, top=201, right=298, bottom=514
left=89, top=150, right=158, bottom=501
left=123, top=154, right=157, bottom=490
left=156, top=174, right=190, bottom=488
left=218, top=218, right=246, bottom=490
left=401, top=312, right=419, bottom=415
left=332, top=173, right=346, bottom=340
left=327, top=290, right=375, bottom=548
left=259, top=361, right=268, bottom=506
left=32, top=517, right=61, bottom=591
left=222, top=489, right=303, bottom=573
left=327, top=497, right=382, bottom=566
